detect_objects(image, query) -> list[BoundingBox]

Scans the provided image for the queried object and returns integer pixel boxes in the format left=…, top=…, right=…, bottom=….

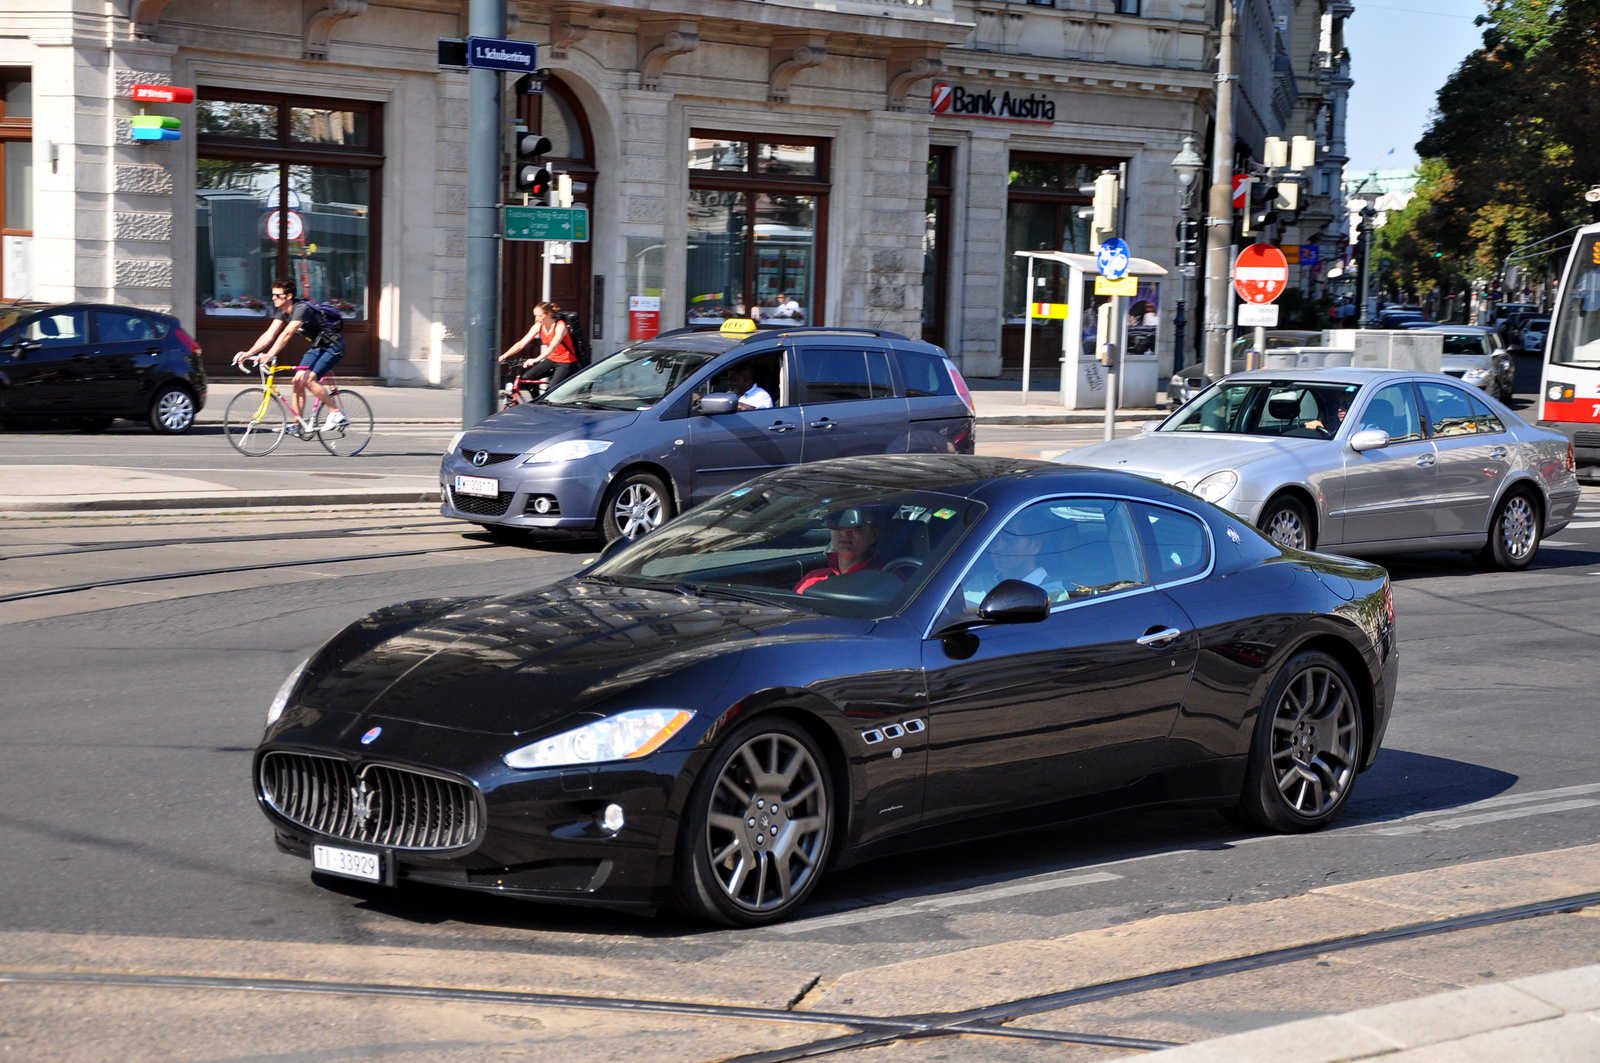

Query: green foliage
left=1275, top=287, right=1335, bottom=329
left=1384, top=0, right=1600, bottom=285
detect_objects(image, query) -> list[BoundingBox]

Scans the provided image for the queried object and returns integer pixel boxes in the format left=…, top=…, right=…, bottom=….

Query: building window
left=1113, top=0, right=1141, bottom=14
left=687, top=131, right=829, bottom=326
left=922, top=147, right=954, bottom=348
left=1, top=72, right=33, bottom=301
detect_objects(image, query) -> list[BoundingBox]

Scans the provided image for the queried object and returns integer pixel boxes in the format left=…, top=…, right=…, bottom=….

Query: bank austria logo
left=930, top=81, right=1055, bottom=124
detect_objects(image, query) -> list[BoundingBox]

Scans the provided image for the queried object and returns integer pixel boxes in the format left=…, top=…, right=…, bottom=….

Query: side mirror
left=695, top=393, right=738, bottom=415
left=1141, top=419, right=1162, bottom=435
left=977, top=579, right=1051, bottom=624
left=1349, top=428, right=1390, bottom=452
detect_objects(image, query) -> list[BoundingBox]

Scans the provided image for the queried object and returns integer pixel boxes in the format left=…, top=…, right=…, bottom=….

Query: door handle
left=766, top=422, right=795, bottom=433
left=144, top=347, right=164, bottom=356
left=1136, top=626, right=1183, bottom=648
left=808, top=418, right=836, bottom=429
left=1489, top=446, right=1508, bottom=460
left=1415, top=454, right=1436, bottom=468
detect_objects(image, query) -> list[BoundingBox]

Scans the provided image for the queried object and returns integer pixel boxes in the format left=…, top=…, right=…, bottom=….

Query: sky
left=1341, top=0, right=1487, bottom=176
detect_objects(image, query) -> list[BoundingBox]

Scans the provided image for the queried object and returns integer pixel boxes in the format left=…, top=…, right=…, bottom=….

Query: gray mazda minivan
left=441, top=324, right=975, bottom=540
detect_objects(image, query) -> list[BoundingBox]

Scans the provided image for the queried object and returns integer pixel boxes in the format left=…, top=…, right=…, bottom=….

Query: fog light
left=600, top=804, right=625, bottom=833
left=533, top=496, right=552, bottom=514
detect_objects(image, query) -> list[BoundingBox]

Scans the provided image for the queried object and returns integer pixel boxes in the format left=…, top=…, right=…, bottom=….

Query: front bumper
left=256, top=709, right=703, bottom=908
left=439, top=455, right=609, bottom=529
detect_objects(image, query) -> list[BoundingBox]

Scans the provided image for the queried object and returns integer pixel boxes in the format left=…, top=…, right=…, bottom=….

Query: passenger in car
left=963, top=509, right=1067, bottom=606
left=795, top=507, right=883, bottom=594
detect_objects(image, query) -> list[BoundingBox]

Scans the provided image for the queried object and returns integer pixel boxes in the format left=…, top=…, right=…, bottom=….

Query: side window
left=96, top=311, right=162, bottom=343
left=1129, top=502, right=1210, bottom=583
left=1357, top=383, right=1424, bottom=442
left=866, top=348, right=894, bottom=398
left=800, top=347, right=873, bottom=402
left=1465, top=390, right=1505, bottom=435
left=897, top=350, right=955, bottom=397
left=1416, top=381, right=1483, bottom=439
left=956, top=498, right=1147, bottom=611
left=24, top=311, right=88, bottom=347
left=702, top=352, right=787, bottom=407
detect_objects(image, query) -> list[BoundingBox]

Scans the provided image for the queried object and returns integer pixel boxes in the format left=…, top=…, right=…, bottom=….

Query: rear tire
left=316, top=389, right=373, bottom=457
left=1258, top=494, right=1315, bottom=551
left=149, top=385, right=196, bottom=434
left=1238, top=651, right=1363, bottom=833
left=1477, top=486, right=1541, bottom=571
left=599, top=471, right=674, bottom=542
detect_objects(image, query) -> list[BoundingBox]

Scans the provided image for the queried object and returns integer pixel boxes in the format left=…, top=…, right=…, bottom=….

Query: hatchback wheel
left=1259, top=495, right=1314, bottom=551
left=149, top=385, right=196, bottom=434
left=600, top=471, right=673, bottom=542
left=675, top=717, right=834, bottom=926
left=1477, top=487, right=1541, bottom=571
left=1238, top=651, right=1363, bottom=832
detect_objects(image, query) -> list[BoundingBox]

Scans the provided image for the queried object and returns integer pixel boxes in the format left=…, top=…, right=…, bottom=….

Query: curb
left=976, top=411, right=1164, bottom=425
left=0, top=487, right=441, bottom=513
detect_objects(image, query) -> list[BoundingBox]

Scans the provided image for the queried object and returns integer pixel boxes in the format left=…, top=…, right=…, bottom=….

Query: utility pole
left=1202, top=0, right=1238, bottom=382
left=462, top=0, right=506, bottom=428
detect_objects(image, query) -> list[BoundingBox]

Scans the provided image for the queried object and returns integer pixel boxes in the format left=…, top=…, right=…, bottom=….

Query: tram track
left=0, top=520, right=463, bottom=563
left=3, top=890, right=1596, bottom=1061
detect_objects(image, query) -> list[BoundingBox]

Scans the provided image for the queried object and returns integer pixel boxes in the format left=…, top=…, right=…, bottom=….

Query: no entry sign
left=1235, top=244, right=1289, bottom=304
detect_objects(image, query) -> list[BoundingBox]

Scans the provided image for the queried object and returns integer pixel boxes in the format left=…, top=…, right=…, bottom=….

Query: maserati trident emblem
left=361, top=726, right=382, bottom=744
left=471, top=450, right=489, bottom=467
left=350, top=779, right=377, bottom=825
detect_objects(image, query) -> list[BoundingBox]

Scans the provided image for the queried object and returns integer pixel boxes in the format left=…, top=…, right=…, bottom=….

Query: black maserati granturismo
left=254, top=455, right=1397, bottom=925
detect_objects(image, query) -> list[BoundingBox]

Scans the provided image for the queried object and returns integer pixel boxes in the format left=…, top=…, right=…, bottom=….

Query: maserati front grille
left=259, top=751, right=480, bottom=851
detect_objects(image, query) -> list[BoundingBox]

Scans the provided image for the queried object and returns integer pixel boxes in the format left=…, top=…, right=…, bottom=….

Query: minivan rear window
left=897, top=350, right=955, bottom=397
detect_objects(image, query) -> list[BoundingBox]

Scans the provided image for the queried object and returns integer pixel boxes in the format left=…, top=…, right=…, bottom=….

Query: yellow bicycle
left=223, top=362, right=374, bottom=457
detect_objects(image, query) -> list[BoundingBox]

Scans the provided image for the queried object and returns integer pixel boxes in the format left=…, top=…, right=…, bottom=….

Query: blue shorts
left=296, top=337, right=344, bottom=378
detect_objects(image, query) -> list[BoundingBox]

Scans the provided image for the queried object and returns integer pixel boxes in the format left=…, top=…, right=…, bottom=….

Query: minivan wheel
left=600, top=471, right=674, bottom=542
left=149, top=385, right=196, bottom=434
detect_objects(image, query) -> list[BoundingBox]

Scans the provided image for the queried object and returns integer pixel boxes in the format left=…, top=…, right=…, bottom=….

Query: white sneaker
left=324, top=410, right=349, bottom=429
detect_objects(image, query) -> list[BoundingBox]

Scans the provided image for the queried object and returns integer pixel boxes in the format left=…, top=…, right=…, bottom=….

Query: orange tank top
left=541, top=320, right=577, bottom=364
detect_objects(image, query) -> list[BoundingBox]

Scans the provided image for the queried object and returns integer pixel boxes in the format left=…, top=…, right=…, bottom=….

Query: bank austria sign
left=930, top=82, right=1055, bottom=124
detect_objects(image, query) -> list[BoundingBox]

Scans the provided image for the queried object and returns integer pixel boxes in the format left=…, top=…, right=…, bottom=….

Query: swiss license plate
left=312, top=843, right=381, bottom=882
left=454, top=474, right=499, bottom=497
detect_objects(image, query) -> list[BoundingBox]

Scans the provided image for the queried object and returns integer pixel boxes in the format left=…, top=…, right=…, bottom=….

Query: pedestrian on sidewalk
left=232, top=279, right=346, bottom=433
left=499, top=302, right=579, bottom=397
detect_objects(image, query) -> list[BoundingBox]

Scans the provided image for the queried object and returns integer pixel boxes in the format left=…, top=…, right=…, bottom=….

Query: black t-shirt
left=275, top=300, right=324, bottom=342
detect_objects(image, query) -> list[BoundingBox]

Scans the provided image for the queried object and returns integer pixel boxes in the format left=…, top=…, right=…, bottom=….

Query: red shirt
left=795, top=552, right=879, bottom=595
left=541, top=320, right=577, bottom=364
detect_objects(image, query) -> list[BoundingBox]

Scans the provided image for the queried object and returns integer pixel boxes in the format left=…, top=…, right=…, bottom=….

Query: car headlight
left=504, top=708, right=694, bottom=769
left=522, top=439, right=613, bottom=465
left=266, top=658, right=311, bottom=727
left=1462, top=368, right=1492, bottom=384
left=1192, top=470, right=1240, bottom=503
left=445, top=430, right=466, bottom=457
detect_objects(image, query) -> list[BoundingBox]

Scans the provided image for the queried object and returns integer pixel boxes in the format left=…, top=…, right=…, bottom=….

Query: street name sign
left=466, top=36, right=537, bottom=72
left=1238, top=303, right=1280, bottom=327
left=504, top=205, right=589, bottom=242
left=1234, top=244, right=1289, bottom=304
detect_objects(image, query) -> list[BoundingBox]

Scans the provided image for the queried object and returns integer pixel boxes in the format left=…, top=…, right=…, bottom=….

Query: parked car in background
left=1501, top=311, right=1537, bottom=348
left=1168, top=331, right=1325, bottom=406
left=257, top=455, right=1398, bottom=924
left=1520, top=317, right=1551, bottom=354
left=0, top=302, right=207, bottom=433
left=441, top=322, right=976, bottom=541
left=1061, top=368, right=1579, bottom=570
left=1422, top=325, right=1514, bottom=402
left=1374, top=309, right=1427, bottom=329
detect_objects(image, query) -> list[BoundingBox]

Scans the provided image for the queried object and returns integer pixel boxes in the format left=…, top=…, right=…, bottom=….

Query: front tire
left=674, top=717, right=835, bottom=926
left=600, top=471, right=674, bottom=542
left=1259, top=494, right=1315, bottom=551
left=1477, top=487, right=1541, bottom=571
left=1238, top=651, right=1363, bottom=832
left=223, top=387, right=289, bottom=456
left=149, top=385, right=196, bottom=434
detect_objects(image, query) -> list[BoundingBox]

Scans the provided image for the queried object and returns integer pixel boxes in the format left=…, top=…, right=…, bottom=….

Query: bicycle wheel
left=318, top=389, right=373, bottom=456
left=224, top=387, right=290, bottom=456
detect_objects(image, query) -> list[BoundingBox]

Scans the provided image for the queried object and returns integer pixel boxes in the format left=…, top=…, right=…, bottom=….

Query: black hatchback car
left=0, top=302, right=207, bottom=433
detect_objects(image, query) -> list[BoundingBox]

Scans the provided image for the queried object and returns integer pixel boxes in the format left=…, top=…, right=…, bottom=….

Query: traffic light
left=1089, top=171, right=1119, bottom=250
left=513, top=133, right=553, bottom=198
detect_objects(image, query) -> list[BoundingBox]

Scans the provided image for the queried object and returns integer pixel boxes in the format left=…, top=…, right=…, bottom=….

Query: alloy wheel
left=1500, top=495, right=1536, bottom=560
left=613, top=482, right=663, bottom=539
left=1266, top=507, right=1308, bottom=550
left=1269, top=666, right=1358, bottom=817
left=704, top=732, right=829, bottom=913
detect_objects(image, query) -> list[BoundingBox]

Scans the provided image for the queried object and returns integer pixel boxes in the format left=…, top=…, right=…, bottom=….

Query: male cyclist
left=233, top=278, right=346, bottom=433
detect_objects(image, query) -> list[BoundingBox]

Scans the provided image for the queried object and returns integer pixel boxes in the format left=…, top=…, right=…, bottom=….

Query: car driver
left=795, top=507, right=882, bottom=594
left=728, top=363, right=773, bottom=411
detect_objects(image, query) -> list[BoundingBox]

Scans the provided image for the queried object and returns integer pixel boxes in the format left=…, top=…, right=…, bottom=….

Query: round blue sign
left=1096, top=238, right=1132, bottom=280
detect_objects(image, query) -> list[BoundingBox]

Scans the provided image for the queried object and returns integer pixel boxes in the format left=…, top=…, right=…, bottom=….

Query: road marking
left=1542, top=540, right=1584, bottom=547
left=771, top=871, right=1122, bottom=934
left=1360, top=782, right=1600, bottom=836
left=1371, top=799, right=1599, bottom=836
left=1560, top=520, right=1600, bottom=529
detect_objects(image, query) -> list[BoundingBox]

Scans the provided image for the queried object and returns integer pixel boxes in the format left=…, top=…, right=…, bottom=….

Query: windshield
left=1439, top=334, right=1487, bottom=355
left=1161, top=380, right=1363, bottom=437
left=591, top=480, right=986, bottom=620
left=541, top=345, right=715, bottom=410
left=1550, top=234, right=1600, bottom=368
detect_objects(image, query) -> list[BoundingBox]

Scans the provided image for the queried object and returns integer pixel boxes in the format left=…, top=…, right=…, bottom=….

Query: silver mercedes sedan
left=1061, top=368, right=1581, bottom=570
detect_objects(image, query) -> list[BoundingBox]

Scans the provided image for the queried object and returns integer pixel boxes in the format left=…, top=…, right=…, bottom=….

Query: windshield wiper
left=541, top=398, right=618, bottom=410
left=676, top=582, right=783, bottom=607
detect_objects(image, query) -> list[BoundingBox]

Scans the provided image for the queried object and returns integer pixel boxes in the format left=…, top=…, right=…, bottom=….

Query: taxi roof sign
left=719, top=318, right=757, bottom=335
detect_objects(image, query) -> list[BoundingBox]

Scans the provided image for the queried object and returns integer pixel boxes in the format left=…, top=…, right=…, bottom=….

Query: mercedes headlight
left=1192, top=470, right=1240, bottom=503
left=445, top=430, right=466, bottom=457
left=266, top=658, right=310, bottom=727
left=523, top=439, right=613, bottom=465
left=503, top=709, right=694, bottom=769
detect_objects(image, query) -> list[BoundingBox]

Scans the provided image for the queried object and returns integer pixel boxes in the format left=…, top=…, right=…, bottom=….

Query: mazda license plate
left=312, top=843, right=381, bottom=882
left=454, top=475, right=499, bottom=498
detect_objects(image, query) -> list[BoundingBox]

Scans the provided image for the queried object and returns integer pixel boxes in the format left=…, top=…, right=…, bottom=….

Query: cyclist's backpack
left=556, top=309, right=590, bottom=366
left=307, top=301, right=345, bottom=335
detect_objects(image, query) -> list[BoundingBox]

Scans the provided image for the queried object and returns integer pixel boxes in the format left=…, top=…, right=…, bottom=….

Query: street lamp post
left=1356, top=201, right=1376, bottom=327
left=1170, top=135, right=1204, bottom=372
